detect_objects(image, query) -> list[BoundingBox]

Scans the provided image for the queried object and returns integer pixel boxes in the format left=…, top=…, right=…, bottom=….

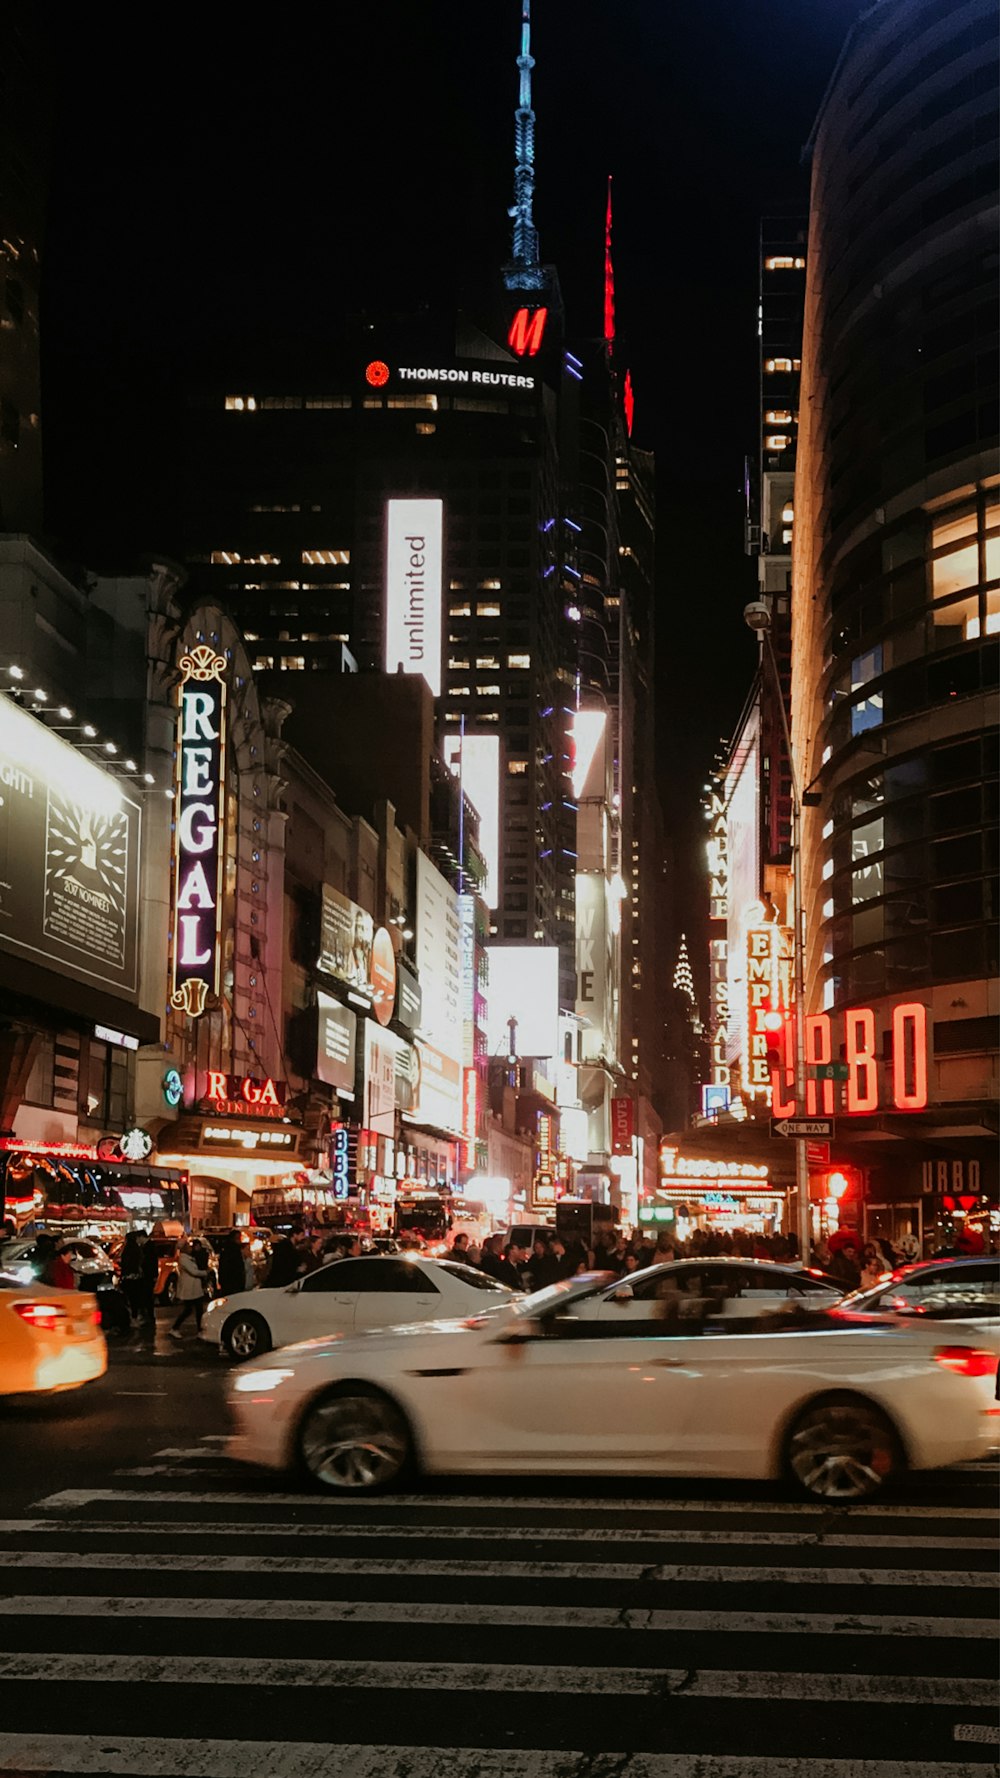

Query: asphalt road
left=0, top=1311, right=997, bottom=1778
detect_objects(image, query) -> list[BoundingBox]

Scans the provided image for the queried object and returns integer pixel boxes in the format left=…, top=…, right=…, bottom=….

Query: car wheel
left=298, top=1386, right=412, bottom=1493
left=223, top=1313, right=272, bottom=1362
left=785, top=1394, right=902, bottom=1501
left=163, top=1276, right=178, bottom=1305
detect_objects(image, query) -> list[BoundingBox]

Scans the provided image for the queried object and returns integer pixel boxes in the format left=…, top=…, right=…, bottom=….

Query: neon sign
left=203, top=1072, right=288, bottom=1119
left=770, top=1002, right=929, bottom=1116
left=171, top=647, right=227, bottom=1019
left=623, top=369, right=635, bottom=437
left=365, top=360, right=390, bottom=387
left=331, top=1125, right=350, bottom=1199
left=745, top=917, right=792, bottom=1096
left=507, top=307, right=548, bottom=358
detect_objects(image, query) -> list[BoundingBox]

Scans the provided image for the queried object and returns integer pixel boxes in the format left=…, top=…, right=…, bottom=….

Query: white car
left=838, top=1256, right=999, bottom=1331
left=227, top=1270, right=1000, bottom=1502
left=581, top=1258, right=845, bottom=1324
left=202, top=1254, right=517, bottom=1359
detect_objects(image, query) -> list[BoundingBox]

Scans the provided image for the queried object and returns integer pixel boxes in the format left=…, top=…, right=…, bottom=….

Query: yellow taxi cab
left=0, top=1280, right=107, bottom=1397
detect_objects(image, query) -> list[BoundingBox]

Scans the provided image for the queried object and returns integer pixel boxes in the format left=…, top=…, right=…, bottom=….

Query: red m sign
left=507, top=307, right=548, bottom=357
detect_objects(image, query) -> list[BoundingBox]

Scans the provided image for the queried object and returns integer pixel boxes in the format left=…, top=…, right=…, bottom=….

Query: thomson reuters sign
left=385, top=498, right=443, bottom=698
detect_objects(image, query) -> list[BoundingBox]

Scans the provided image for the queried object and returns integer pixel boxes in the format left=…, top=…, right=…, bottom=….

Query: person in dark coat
left=263, top=1233, right=303, bottom=1288
left=118, top=1232, right=146, bottom=1323
left=494, top=1241, right=530, bottom=1290
left=218, top=1231, right=247, bottom=1297
left=478, top=1234, right=506, bottom=1281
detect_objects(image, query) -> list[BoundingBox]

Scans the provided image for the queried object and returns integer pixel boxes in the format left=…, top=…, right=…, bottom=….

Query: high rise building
left=791, top=0, right=999, bottom=1247
left=0, top=8, right=48, bottom=533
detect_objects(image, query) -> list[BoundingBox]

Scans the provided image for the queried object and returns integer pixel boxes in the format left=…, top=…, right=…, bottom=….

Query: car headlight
left=205, top=1296, right=227, bottom=1314
left=232, top=1368, right=294, bottom=1394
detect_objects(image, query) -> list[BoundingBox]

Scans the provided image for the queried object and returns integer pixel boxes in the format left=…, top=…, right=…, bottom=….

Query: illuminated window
left=764, top=358, right=800, bottom=373
left=475, top=655, right=500, bottom=669
left=477, top=684, right=501, bottom=696
left=822, top=898, right=834, bottom=919
left=765, top=410, right=793, bottom=425
left=782, top=504, right=794, bottom=523
left=480, top=712, right=500, bottom=722
left=210, top=550, right=241, bottom=565
left=781, top=528, right=793, bottom=545
left=301, top=549, right=350, bottom=566
left=261, top=396, right=302, bottom=409
left=764, top=255, right=805, bottom=270
left=252, top=655, right=274, bottom=670
left=476, top=603, right=501, bottom=617
left=448, top=656, right=470, bottom=670
left=765, top=434, right=790, bottom=451
left=450, top=603, right=471, bottom=617
left=507, top=653, right=531, bottom=669
left=479, top=579, right=501, bottom=590
left=280, top=656, right=305, bottom=671
left=224, top=395, right=257, bottom=411
left=450, top=686, right=471, bottom=697
left=508, top=760, right=528, bottom=774
left=304, top=397, right=352, bottom=408
left=415, top=423, right=436, bottom=435
left=242, top=553, right=280, bottom=565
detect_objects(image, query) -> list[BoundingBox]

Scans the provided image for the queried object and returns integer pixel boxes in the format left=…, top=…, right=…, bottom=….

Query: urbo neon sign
left=770, top=1002, right=929, bottom=1116
left=171, top=646, right=227, bottom=1020
left=507, top=307, right=548, bottom=357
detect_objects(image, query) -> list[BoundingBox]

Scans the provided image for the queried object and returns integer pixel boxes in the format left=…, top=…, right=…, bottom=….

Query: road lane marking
left=0, top=1651, right=990, bottom=1704
left=0, top=1596, right=991, bottom=1638
left=0, top=1553, right=993, bottom=1589
left=0, top=1520, right=994, bottom=1551
left=953, top=1722, right=999, bottom=1743
left=30, top=1487, right=1000, bottom=1518
left=0, top=1740, right=990, bottom=1778
left=112, top=1391, right=167, bottom=1397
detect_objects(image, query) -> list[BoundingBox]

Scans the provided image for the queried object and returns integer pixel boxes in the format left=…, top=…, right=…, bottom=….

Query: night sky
left=39, top=1, right=862, bottom=982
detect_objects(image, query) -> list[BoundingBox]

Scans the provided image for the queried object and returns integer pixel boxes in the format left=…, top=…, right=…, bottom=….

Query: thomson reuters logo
left=365, top=360, right=390, bottom=388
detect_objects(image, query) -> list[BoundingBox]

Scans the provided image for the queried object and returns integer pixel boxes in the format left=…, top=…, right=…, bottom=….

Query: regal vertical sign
left=171, top=646, right=227, bottom=1019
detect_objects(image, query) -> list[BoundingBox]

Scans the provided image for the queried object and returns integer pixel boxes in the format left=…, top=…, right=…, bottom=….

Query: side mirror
left=497, top=1320, right=541, bottom=1343
left=285, top=1281, right=302, bottom=1294
left=613, top=1284, right=634, bottom=1304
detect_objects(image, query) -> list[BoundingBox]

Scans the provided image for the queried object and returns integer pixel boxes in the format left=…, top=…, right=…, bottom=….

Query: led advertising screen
left=315, top=993, right=358, bottom=1097
left=442, top=732, right=500, bottom=909
left=0, top=692, right=141, bottom=1001
left=385, top=498, right=443, bottom=698
left=485, top=945, right=560, bottom=1058
left=416, top=852, right=462, bottom=1065
left=318, top=885, right=375, bottom=994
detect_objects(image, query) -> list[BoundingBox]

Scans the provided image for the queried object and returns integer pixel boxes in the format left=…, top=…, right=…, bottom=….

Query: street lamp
left=743, top=599, right=810, bottom=1262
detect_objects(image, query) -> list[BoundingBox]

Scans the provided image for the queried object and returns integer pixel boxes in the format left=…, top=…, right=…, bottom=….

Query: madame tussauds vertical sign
left=384, top=497, right=443, bottom=697
left=171, top=646, right=227, bottom=1019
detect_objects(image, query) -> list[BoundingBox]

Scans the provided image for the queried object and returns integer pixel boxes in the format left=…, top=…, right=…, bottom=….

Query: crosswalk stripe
left=0, top=1595, right=989, bottom=1637
left=0, top=1650, right=991, bottom=1704
left=0, top=1738, right=990, bottom=1778
left=0, top=1518, right=994, bottom=1549
left=30, top=1486, right=1000, bottom=1518
left=0, top=1553, right=992, bottom=1588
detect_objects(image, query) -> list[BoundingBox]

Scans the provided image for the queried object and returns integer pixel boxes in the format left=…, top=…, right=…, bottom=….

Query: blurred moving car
left=838, top=1256, right=999, bottom=1329
left=583, top=1258, right=845, bottom=1324
left=202, top=1254, right=517, bottom=1360
left=2, top=1236, right=117, bottom=1295
left=227, top=1270, right=1000, bottom=1501
left=0, top=1278, right=106, bottom=1397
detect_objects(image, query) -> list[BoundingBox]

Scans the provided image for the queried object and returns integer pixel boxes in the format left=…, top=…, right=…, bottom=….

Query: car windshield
left=433, top=1261, right=513, bottom=1293
left=513, top=1272, right=616, bottom=1319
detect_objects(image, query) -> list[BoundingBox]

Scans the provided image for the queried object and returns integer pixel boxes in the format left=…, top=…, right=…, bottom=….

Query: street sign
left=806, top=1141, right=831, bottom=1167
left=810, top=1063, right=849, bottom=1080
left=770, top=1118, right=836, bottom=1139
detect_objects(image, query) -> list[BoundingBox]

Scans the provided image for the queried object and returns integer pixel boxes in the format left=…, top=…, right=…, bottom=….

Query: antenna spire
left=604, top=174, right=616, bottom=347
left=506, top=1, right=545, bottom=290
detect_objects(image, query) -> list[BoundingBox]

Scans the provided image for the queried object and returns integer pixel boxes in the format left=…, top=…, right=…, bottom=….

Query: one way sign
left=770, top=1117, right=836, bottom=1139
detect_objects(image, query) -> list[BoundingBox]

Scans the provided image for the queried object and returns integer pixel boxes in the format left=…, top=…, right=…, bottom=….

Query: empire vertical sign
left=171, top=646, right=227, bottom=1020
left=744, top=915, right=792, bottom=1097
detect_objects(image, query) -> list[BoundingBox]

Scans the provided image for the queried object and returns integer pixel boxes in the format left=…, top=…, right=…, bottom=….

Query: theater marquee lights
left=171, top=647, right=227, bottom=1020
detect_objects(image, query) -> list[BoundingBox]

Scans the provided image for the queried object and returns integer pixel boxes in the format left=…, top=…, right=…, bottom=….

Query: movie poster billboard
left=318, top=885, right=374, bottom=993
left=0, top=694, right=141, bottom=1000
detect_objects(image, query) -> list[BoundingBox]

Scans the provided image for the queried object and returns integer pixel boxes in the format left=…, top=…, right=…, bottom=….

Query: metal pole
left=759, top=630, right=811, bottom=1263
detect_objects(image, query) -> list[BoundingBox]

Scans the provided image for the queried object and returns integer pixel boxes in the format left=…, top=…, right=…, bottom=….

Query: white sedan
left=202, top=1254, right=516, bottom=1360
left=227, top=1270, right=1000, bottom=1501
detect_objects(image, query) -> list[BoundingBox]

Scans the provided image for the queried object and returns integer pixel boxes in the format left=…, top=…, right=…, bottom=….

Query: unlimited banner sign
left=171, top=647, right=227, bottom=1019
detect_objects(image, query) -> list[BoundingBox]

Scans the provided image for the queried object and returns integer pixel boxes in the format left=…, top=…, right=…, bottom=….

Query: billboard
left=575, top=873, right=608, bottom=1057
left=171, top=646, right=227, bottom=1019
left=0, top=691, right=141, bottom=1002
left=441, top=732, right=500, bottom=908
left=362, top=1020, right=408, bottom=1137
left=408, top=1038, right=463, bottom=1136
left=394, top=957, right=422, bottom=1035
left=315, top=993, right=358, bottom=1097
left=416, top=852, right=462, bottom=1065
left=318, top=885, right=374, bottom=994
left=385, top=498, right=443, bottom=698
left=485, top=945, right=559, bottom=1058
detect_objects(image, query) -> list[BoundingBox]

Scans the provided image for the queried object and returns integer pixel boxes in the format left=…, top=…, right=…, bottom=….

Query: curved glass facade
left=792, top=0, right=999, bottom=1127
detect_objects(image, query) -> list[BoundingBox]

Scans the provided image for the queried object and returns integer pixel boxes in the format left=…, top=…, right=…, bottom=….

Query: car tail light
left=933, top=1345, right=997, bottom=1378
left=13, top=1302, right=68, bottom=1333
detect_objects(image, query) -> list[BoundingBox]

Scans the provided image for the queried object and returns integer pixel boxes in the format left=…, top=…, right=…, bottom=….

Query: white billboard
left=385, top=498, right=443, bottom=698
left=442, top=732, right=500, bottom=908
left=415, top=851, right=462, bottom=1065
left=486, top=945, right=559, bottom=1059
